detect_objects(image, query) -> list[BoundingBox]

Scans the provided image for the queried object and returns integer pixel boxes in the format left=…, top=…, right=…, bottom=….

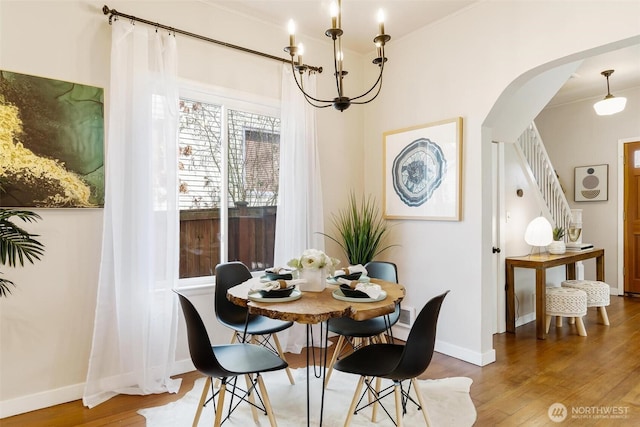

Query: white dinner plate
left=331, top=289, right=387, bottom=303
left=248, top=289, right=302, bottom=303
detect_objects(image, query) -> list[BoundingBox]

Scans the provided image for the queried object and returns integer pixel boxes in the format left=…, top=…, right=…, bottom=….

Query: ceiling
left=209, top=0, right=640, bottom=107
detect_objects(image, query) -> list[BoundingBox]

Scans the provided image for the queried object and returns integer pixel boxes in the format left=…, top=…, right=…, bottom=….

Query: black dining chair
left=175, top=291, right=288, bottom=427
left=324, top=261, right=401, bottom=387
left=215, top=261, right=295, bottom=384
left=334, top=290, right=449, bottom=427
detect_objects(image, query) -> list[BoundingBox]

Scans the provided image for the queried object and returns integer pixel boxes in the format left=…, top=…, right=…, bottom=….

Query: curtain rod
left=102, top=5, right=322, bottom=73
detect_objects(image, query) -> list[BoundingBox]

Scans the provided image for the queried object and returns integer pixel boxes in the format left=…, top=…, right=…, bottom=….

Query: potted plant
left=287, top=249, right=340, bottom=292
left=548, top=226, right=566, bottom=255
left=0, top=208, right=45, bottom=296
left=322, top=192, right=395, bottom=265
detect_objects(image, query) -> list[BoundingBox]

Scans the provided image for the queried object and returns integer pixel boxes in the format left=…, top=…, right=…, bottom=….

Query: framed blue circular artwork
left=391, top=138, right=447, bottom=207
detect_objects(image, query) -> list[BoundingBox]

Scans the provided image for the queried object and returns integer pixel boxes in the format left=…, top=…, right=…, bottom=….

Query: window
left=178, top=89, right=280, bottom=279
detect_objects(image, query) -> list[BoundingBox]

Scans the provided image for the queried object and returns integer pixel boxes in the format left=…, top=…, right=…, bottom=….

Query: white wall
left=362, top=0, right=640, bottom=367
left=0, top=0, right=363, bottom=417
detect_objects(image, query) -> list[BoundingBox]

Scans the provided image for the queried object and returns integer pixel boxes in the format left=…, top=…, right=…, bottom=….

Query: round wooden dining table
left=227, top=277, right=405, bottom=323
left=227, top=277, right=405, bottom=427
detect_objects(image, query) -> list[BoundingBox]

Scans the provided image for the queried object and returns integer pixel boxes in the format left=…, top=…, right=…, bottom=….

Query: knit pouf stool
left=561, top=280, right=610, bottom=325
left=546, top=287, right=588, bottom=336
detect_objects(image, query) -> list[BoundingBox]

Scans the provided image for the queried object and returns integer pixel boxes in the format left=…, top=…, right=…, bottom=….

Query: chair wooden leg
left=568, top=317, right=576, bottom=325
left=372, top=377, right=381, bottom=422
left=256, top=374, right=278, bottom=427
left=325, top=335, right=346, bottom=388
left=598, top=306, right=610, bottom=325
left=214, top=381, right=227, bottom=427
left=344, top=376, right=365, bottom=427
left=545, top=315, right=552, bottom=333
left=244, top=374, right=259, bottom=423
left=394, top=382, right=403, bottom=427
left=555, top=316, right=563, bottom=327
left=576, top=317, right=587, bottom=336
left=192, top=376, right=211, bottom=427
left=411, top=378, right=433, bottom=427
left=272, top=333, right=295, bottom=385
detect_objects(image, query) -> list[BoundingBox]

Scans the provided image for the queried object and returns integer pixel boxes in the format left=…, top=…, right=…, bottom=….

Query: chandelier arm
left=302, top=96, right=333, bottom=109
left=350, top=76, right=383, bottom=105
left=349, top=56, right=385, bottom=102
left=289, top=62, right=335, bottom=104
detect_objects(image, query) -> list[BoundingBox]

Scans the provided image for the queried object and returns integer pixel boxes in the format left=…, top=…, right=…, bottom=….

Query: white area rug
left=139, top=368, right=476, bottom=426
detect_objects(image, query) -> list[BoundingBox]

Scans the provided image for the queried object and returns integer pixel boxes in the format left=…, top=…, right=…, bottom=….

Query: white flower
left=287, top=249, right=340, bottom=272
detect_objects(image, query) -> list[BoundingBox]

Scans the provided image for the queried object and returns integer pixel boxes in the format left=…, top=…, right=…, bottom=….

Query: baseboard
left=516, top=311, right=536, bottom=328
left=0, top=359, right=197, bottom=419
left=391, top=325, right=495, bottom=366
left=0, top=382, right=85, bottom=419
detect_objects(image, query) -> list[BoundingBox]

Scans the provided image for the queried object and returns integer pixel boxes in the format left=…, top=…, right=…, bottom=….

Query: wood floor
left=3, top=295, right=639, bottom=426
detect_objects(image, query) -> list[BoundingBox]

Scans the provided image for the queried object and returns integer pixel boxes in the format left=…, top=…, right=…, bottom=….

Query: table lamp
left=524, top=216, right=553, bottom=255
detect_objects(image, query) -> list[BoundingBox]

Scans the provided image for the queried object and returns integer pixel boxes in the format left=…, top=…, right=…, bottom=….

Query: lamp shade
left=593, top=96, right=627, bottom=116
left=524, top=216, right=553, bottom=247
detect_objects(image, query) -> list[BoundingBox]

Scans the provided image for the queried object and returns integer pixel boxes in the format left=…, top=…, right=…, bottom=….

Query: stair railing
left=515, top=123, right=572, bottom=233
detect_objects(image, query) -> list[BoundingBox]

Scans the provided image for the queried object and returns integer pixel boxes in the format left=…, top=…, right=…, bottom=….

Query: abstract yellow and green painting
left=0, top=70, right=104, bottom=208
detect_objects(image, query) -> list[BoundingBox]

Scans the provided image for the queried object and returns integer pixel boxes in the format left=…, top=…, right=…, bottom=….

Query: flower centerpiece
left=287, top=249, right=340, bottom=292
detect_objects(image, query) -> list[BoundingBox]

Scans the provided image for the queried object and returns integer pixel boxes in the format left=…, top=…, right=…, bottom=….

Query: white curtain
left=83, top=20, right=181, bottom=408
left=275, top=65, right=325, bottom=353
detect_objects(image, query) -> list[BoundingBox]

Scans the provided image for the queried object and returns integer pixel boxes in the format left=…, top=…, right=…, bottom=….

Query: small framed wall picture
left=574, top=164, right=608, bottom=202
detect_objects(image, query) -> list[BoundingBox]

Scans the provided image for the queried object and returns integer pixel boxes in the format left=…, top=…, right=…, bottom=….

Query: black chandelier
left=284, top=0, right=390, bottom=112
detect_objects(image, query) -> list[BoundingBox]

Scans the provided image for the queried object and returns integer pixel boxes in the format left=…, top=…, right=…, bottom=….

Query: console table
left=505, top=248, right=604, bottom=339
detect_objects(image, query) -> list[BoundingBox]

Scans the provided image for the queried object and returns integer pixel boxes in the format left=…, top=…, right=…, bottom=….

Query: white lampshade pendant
left=593, top=69, right=627, bottom=116
left=594, top=96, right=627, bottom=116
left=524, top=216, right=553, bottom=247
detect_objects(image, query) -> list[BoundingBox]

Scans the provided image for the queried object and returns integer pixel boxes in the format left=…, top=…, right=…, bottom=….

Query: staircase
left=514, top=123, right=572, bottom=231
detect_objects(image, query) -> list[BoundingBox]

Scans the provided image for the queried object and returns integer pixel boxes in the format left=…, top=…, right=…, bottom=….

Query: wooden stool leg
left=545, top=315, right=552, bottom=333
left=568, top=317, right=576, bottom=325
left=555, top=316, right=563, bottom=327
left=598, top=306, right=610, bottom=325
left=576, top=317, right=587, bottom=336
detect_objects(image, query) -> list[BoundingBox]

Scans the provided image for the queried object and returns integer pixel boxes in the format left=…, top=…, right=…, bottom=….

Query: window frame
left=177, top=80, right=280, bottom=287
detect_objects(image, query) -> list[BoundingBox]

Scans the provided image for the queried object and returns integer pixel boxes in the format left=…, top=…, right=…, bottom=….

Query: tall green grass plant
left=323, top=192, right=395, bottom=265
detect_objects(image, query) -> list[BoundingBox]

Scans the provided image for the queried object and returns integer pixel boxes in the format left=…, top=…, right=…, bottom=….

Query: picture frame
left=574, top=164, right=608, bottom=202
left=383, top=117, right=463, bottom=220
left=0, top=69, right=105, bottom=208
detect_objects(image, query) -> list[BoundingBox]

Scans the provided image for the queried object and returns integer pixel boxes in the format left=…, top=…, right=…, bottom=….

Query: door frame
left=618, top=137, right=640, bottom=295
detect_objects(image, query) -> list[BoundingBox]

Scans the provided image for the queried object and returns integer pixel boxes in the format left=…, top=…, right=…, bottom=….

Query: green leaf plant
left=321, top=192, right=396, bottom=266
left=0, top=209, right=45, bottom=297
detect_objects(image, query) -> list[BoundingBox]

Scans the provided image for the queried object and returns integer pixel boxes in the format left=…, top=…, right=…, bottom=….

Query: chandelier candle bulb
left=287, top=19, right=296, bottom=48
left=377, top=9, right=385, bottom=35
left=297, top=43, right=304, bottom=66
left=330, top=1, right=338, bottom=29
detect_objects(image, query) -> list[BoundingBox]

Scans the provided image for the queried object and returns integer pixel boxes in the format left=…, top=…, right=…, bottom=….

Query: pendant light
left=593, top=69, right=627, bottom=116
